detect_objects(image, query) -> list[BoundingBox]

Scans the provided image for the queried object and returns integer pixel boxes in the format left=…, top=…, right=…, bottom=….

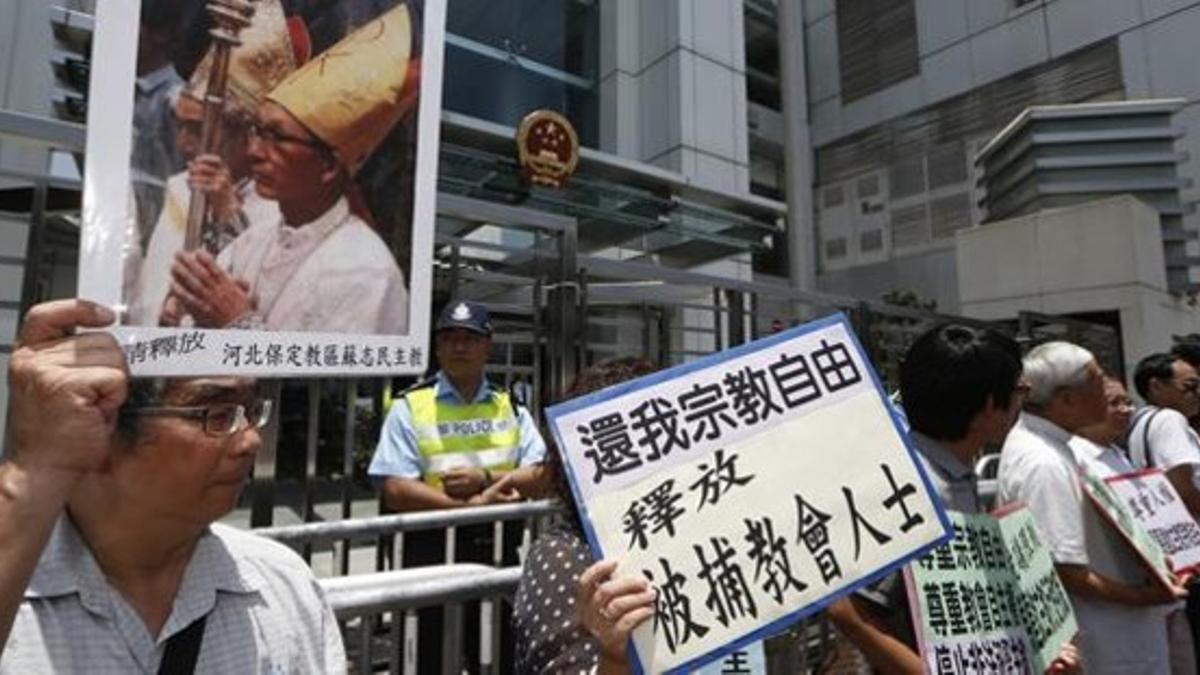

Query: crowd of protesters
left=8, top=295, right=1200, bottom=674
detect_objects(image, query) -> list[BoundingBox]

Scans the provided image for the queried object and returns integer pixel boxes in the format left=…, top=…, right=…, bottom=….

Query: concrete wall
left=803, top=0, right=1200, bottom=146
left=805, top=0, right=1200, bottom=263
left=0, top=0, right=93, bottom=179
left=598, top=0, right=750, bottom=194
left=956, top=195, right=1200, bottom=376
left=817, top=246, right=960, bottom=312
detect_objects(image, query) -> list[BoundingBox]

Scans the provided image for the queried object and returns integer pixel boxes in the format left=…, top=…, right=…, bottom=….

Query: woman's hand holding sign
left=577, top=559, right=656, bottom=675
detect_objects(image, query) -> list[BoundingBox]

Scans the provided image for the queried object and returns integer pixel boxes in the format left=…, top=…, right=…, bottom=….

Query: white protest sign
left=546, top=313, right=951, bottom=673
left=1106, top=469, right=1200, bottom=573
left=1079, top=468, right=1173, bottom=590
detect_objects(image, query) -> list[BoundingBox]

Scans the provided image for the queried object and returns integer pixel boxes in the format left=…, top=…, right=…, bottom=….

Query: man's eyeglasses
left=248, top=123, right=325, bottom=151
left=123, top=400, right=273, bottom=437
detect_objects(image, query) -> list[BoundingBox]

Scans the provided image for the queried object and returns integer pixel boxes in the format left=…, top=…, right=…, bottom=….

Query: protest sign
left=1106, top=469, right=1200, bottom=573
left=1079, top=468, right=1174, bottom=589
left=906, top=507, right=1077, bottom=675
left=78, top=0, right=444, bottom=375
left=546, top=313, right=950, bottom=673
left=692, top=640, right=765, bottom=675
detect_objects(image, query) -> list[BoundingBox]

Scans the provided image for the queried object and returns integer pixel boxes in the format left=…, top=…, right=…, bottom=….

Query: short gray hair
left=1023, top=341, right=1095, bottom=406
left=116, top=377, right=170, bottom=441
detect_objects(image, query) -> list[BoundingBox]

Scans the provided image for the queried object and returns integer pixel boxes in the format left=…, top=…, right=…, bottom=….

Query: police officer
left=368, top=299, right=548, bottom=672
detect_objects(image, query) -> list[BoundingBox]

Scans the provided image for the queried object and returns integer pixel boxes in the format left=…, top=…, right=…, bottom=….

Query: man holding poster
left=166, top=3, right=414, bottom=335
left=999, top=343, right=1186, bottom=674
left=0, top=301, right=345, bottom=672
left=1072, top=375, right=1198, bottom=673
left=1129, top=353, right=1200, bottom=519
left=826, top=325, right=1080, bottom=673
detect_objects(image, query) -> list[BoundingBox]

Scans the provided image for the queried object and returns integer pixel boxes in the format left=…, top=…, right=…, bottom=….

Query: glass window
left=443, top=0, right=598, bottom=145
left=744, top=0, right=780, bottom=110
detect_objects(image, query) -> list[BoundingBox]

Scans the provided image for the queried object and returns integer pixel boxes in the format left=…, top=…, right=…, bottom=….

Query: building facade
left=0, top=0, right=789, bottom=441
left=9, top=0, right=1200, bottom=433
left=794, top=0, right=1200, bottom=320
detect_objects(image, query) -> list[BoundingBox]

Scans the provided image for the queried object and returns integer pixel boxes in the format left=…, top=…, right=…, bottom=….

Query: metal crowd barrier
left=319, top=563, right=522, bottom=675
left=256, top=501, right=560, bottom=674
left=256, top=482, right=1005, bottom=673
left=256, top=499, right=561, bottom=548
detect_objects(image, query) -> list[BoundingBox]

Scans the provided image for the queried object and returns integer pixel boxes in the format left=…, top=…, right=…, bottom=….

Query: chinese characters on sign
left=691, top=639, right=765, bottom=675
left=120, top=332, right=425, bottom=374
left=906, top=509, right=1077, bottom=675
left=1079, top=468, right=1174, bottom=589
left=574, top=338, right=862, bottom=487
left=547, top=314, right=950, bottom=673
left=1105, top=469, right=1200, bottom=573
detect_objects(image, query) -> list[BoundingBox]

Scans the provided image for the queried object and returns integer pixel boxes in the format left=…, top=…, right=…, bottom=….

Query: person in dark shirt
left=513, top=358, right=658, bottom=675
left=825, top=324, right=1080, bottom=674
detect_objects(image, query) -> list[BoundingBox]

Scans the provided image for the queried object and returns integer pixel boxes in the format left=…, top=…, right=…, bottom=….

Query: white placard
left=546, top=313, right=951, bottom=673
left=1106, top=469, right=1200, bottom=572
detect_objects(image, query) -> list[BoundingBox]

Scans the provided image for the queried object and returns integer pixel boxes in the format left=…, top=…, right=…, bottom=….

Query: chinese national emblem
left=517, top=110, right=579, bottom=188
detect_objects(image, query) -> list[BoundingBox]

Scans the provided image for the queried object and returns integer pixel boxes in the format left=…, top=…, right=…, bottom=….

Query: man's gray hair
left=116, top=377, right=170, bottom=440
left=1022, top=341, right=1095, bottom=406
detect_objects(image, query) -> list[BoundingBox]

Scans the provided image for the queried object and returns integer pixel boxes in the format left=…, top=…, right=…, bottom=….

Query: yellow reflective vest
left=404, top=385, right=521, bottom=488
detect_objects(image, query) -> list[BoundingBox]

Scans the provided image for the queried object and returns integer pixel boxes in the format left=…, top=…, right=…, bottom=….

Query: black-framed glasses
left=248, top=122, right=325, bottom=151
left=123, top=399, right=273, bottom=437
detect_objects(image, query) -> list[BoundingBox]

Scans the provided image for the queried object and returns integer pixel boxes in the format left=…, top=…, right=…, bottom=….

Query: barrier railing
left=261, top=501, right=559, bottom=674
left=318, top=560, right=853, bottom=674
left=256, top=499, right=560, bottom=547
left=319, top=563, right=522, bottom=675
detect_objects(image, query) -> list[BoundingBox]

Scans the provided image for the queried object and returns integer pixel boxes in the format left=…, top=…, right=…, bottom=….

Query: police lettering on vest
left=405, top=386, right=521, bottom=487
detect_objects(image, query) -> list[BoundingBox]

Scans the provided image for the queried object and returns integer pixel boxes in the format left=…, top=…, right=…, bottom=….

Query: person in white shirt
left=132, top=0, right=298, bottom=327
left=1129, top=353, right=1200, bottom=519
left=1129, top=353, right=1200, bottom=673
left=0, top=300, right=345, bottom=672
left=1000, top=343, right=1187, bottom=674
left=1070, top=375, right=1188, bottom=674
left=1070, top=376, right=1137, bottom=478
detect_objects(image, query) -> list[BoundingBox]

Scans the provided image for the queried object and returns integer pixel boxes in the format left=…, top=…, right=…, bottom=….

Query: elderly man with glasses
left=999, top=342, right=1187, bottom=675
left=0, top=300, right=344, bottom=672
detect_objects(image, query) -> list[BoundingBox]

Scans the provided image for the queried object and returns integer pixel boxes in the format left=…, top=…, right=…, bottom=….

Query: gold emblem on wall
left=516, top=110, right=579, bottom=189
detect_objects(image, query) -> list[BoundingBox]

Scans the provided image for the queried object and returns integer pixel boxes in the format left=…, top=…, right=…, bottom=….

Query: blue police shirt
left=368, top=371, right=548, bottom=481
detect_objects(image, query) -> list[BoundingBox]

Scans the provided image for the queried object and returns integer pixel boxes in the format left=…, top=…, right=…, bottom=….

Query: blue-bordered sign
left=546, top=312, right=951, bottom=674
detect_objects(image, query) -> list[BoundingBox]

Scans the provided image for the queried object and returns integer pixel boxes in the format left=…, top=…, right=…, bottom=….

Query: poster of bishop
left=78, top=0, right=445, bottom=375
